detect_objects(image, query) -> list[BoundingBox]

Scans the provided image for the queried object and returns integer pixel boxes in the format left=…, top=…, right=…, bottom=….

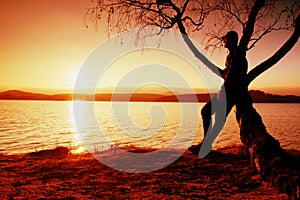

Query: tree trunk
left=176, top=9, right=300, bottom=198
left=235, top=90, right=299, bottom=199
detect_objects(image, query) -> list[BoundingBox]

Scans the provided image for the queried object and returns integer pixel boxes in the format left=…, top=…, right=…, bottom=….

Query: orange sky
left=0, top=0, right=104, bottom=93
left=0, top=0, right=299, bottom=95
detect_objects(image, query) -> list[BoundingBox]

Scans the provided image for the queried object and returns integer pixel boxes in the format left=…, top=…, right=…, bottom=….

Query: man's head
left=222, top=31, right=238, bottom=49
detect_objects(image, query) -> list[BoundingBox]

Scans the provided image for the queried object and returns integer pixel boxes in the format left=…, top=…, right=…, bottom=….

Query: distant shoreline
left=0, top=89, right=300, bottom=103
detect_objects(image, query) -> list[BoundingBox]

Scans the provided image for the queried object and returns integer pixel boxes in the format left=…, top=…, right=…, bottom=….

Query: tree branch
left=246, top=11, right=300, bottom=85
left=176, top=19, right=223, bottom=77
left=182, top=16, right=204, bottom=27
left=215, top=3, right=245, bottom=27
left=239, top=0, right=266, bottom=52
left=181, top=0, right=191, bottom=14
left=247, top=8, right=292, bottom=50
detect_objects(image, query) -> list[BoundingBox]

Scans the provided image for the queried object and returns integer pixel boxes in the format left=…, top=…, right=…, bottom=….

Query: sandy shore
left=0, top=146, right=298, bottom=199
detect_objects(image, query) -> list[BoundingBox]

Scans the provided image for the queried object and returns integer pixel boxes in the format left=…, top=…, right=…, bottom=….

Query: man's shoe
left=188, top=143, right=202, bottom=155
left=188, top=142, right=213, bottom=157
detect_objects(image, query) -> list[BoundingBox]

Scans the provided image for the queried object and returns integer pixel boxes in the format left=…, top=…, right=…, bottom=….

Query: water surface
left=0, top=100, right=299, bottom=154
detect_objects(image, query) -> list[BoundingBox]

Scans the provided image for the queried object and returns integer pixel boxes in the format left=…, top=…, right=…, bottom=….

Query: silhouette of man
left=189, top=31, right=248, bottom=156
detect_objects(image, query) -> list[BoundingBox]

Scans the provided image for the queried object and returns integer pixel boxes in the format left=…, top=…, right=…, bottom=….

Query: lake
left=0, top=100, right=299, bottom=154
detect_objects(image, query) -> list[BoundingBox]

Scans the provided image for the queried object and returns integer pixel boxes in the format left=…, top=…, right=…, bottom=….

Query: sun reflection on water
left=70, top=129, right=86, bottom=154
left=70, top=101, right=89, bottom=154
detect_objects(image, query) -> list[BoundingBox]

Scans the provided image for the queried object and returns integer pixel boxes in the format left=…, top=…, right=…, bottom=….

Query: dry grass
left=0, top=145, right=297, bottom=199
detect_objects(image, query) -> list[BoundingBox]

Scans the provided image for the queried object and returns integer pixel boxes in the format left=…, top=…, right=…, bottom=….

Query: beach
left=1, top=146, right=298, bottom=199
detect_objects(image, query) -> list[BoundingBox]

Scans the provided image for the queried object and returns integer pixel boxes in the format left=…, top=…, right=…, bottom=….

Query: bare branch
left=181, top=0, right=191, bottom=14
left=246, top=11, right=300, bottom=84
left=215, top=2, right=246, bottom=27
left=238, top=0, right=266, bottom=53
left=182, top=16, right=204, bottom=27
left=175, top=19, right=223, bottom=77
left=86, top=0, right=299, bottom=84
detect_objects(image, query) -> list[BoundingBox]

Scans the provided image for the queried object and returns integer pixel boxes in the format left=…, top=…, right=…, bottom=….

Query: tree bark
left=236, top=12, right=300, bottom=198
left=235, top=90, right=299, bottom=199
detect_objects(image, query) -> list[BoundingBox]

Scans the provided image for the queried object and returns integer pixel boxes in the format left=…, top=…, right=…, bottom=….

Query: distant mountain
left=158, top=90, right=300, bottom=103
left=0, top=89, right=299, bottom=103
left=249, top=90, right=300, bottom=103
left=0, top=90, right=72, bottom=101
left=157, top=93, right=211, bottom=102
left=95, top=93, right=167, bottom=102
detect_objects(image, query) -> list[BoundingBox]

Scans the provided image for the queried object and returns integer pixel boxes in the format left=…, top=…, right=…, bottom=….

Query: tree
left=85, top=0, right=300, bottom=198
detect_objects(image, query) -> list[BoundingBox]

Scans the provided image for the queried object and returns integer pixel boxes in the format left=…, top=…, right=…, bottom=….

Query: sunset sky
left=0, top=0, right=299, bottom=95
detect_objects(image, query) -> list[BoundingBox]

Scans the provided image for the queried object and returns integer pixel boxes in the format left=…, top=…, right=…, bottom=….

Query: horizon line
left=0, top=86, right=300, bottom=96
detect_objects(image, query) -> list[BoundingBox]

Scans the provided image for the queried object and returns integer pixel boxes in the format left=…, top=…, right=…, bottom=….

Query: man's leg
left=198, top=87, right=237, bottom=157
left=188, top=96, right=217, bottom=154
left=201, top=100, right=213, bottom=138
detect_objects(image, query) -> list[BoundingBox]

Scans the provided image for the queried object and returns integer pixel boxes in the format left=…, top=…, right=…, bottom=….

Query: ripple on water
left=0, top=101, right=299, bottom=154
